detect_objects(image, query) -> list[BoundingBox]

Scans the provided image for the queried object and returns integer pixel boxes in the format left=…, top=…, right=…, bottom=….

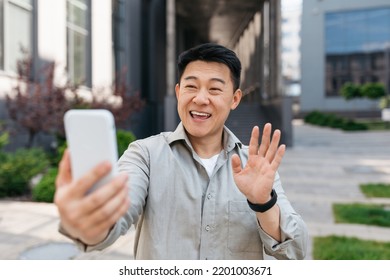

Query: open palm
left=231, top=123, right=285, bottom=204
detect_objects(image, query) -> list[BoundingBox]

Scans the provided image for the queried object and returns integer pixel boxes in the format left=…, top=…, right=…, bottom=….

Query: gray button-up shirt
left=79, top=123, right=308, bottom=259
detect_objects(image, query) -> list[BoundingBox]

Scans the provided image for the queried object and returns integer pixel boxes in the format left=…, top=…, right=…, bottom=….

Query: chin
left=183, top=124, right=208, bottom=137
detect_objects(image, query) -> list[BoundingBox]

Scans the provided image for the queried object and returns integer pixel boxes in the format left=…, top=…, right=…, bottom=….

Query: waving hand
left=231, top=123, right=285, bottom=204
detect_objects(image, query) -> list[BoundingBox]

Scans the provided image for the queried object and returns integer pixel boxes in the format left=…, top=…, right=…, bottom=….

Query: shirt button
left=205, top=225, right=211, bottom=231
left=207, top=194, right=212, bottom=199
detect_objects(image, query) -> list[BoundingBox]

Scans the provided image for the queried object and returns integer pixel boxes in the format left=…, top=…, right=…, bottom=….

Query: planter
left=382, top=108, right=390, bottom=121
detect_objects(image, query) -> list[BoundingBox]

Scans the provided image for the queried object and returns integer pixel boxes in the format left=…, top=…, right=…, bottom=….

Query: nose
left=192, top=88, right=210, bottom=105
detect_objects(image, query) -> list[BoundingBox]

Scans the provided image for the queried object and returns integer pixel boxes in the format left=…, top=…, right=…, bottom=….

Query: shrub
left=340, top=82, right=362, bottom=100
left=327, top=115, right=345, bottom=129
left=304, top=111, right=328, bottom=126
left=379, top=96, right=390, bottom=109
left=117, top=129, right=136, bottom=157
left=0, top=148, right=49, bottom=197
left=32, top=168, right=58, bottom=202
left=47, top=136, right=67, bottom=167
left=361, top=83, right=386, bottom=100
left=342, top=120, right=368, bottom=131
left=0, top=132, right=9, bottom=150
left=304, top=111, right=368, bottom=131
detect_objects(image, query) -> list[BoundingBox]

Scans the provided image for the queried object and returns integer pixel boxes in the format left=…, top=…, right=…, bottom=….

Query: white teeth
left=191, top=111, right=211, bottom=117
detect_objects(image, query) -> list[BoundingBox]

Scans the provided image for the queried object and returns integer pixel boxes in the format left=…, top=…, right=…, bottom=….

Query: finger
left=265, top=129, right=281, bottom=162
left=56, top=149, right=72, bottom=188
left=231, top=154, right=242, bottom=175
left=70, top=161, right=113, bottom=198
left=82, top=172, right=128, bottom=214
left=248, top=126, right=259, bottom=155
left=258, top=123, right=272, bottom=156
left=83, top=193, right=130, bottom=239
left=270, top=144, right=286, bottom=171
left=86, top=182, right=129, bottom=227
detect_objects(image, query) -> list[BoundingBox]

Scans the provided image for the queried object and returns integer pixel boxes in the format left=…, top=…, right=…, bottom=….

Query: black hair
left=177, top=43, right=241, bottom=91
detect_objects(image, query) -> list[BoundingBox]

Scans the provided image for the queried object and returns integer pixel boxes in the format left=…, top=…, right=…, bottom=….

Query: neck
left=187, top=132, right=223, bottom=159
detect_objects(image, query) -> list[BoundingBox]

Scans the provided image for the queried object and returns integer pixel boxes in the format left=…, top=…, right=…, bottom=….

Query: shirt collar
left=167, top=122, right=242, bottom=152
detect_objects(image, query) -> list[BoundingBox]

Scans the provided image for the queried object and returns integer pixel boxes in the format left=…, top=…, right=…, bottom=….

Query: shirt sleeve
left=257, top=172, right=309, bottom=260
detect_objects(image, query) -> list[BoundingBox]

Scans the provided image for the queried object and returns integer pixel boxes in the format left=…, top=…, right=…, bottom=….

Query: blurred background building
left=0, top=0, right=292, bottom=148
left=301, top=0, right=390, bottom=117
left=281, top=0, right=301, bottom=97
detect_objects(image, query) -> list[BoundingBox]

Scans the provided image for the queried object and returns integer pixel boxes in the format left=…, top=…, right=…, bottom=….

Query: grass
left=313, top=183, right=390, bottom=260
left=313, top=235, right=390, bottom=260
left=359, top=119, right=390, bottom=131
left=360, top=183, right=390, bottom=198
left=333, top=203, right=390, bottom=227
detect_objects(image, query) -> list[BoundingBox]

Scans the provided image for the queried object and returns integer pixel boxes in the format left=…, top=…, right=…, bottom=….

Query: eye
left=185, top=84, right=197, bottom=90
left=209, top=87, right=222, bottom=94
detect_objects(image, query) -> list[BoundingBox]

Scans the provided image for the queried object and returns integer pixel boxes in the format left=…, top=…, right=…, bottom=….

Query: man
left=55, top=43, right=308, bottom=259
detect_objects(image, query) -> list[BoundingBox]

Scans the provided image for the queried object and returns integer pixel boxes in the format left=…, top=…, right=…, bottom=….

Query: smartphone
left=64, top=109, right=118, bottom=193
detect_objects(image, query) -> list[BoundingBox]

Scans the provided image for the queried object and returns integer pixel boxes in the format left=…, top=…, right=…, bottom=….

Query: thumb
left=231, top=154, right=242, bottom=175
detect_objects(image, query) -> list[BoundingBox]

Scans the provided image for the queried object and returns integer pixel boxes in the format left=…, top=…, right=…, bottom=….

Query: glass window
left=67, top=0, right=90, bottom=85
left=112, top=0, right=126, bottom=81
left=325, top=7, right=390, bottom=97
left=0, top=0, right=33, bottom=72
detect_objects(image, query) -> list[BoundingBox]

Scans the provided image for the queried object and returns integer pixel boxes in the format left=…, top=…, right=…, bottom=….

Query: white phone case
left=64, top=109, right=118, bottom=193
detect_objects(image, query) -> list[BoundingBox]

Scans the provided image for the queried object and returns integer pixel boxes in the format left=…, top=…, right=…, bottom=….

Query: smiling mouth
left=190, top=111, right=211, bottom=120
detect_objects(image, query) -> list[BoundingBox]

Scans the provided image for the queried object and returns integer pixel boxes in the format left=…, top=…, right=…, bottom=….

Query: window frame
left=66, top=0, right=91, bottom=86
left=0, top=0, right=34, bottom=73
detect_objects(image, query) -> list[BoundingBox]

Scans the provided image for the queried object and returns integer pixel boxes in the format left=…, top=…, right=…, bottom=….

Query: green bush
left=304, top=111, right=368, bottom=131
left=304, top=111, right=328, bottom=126
left=32, top=168, right=58, bottom=202
left=47, top=137, right=67, bottom=167
left=117, top=129, right=136, bottom=157
left=340, top=82, right=362, bottom=100
left=361, top=83, right=386, bottom=100
left=342, top=120, right=368, bottom=131
left=0, top=132, right=9, bottom=150
left=0, top=148, right=49, bottom=197
left=340, top=82, right=386, bottom=101
left=379, top=96, right=390, bottom=109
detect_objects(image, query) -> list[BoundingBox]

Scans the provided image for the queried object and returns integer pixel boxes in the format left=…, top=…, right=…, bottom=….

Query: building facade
left=1, top=0, right=291, bottom=148
left=281, top=0, right=301, bottom=96
left=301, top=0, right=390, bottom=116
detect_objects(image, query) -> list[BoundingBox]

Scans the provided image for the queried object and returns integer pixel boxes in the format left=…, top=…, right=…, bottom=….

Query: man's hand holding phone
left=55, top=109, right=130, bottom=246
left=55, top=150, right=129, bottom=245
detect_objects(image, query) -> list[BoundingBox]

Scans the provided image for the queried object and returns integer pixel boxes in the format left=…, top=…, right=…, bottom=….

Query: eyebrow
left=183, top=76, right=226, bottom=85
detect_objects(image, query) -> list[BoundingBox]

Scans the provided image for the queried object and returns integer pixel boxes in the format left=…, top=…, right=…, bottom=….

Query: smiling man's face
left=175, top=60, right=242, bottom=143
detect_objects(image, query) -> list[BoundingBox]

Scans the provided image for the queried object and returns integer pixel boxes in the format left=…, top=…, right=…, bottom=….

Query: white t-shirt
left=199, top=154, right=219, bottom=177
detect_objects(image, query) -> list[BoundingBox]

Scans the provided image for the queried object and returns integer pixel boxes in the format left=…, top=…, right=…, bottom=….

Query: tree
left=6, top=58, right=74, bottom=147
left=6, top=56, right=144, bottom=148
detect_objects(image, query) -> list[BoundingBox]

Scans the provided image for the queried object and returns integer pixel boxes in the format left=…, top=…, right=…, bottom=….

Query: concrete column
left=164, top=0, right=177, bottom=131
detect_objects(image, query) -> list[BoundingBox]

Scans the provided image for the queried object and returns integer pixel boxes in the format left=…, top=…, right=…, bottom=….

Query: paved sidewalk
left=278, top=120, right=390, bottom=259
left=0, top=120, right=389, bottom=260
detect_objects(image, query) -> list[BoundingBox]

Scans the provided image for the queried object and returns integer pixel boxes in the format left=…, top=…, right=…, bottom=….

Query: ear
left=175, top=83, right=180, bottom=100
left=230, top=89, right=242, bottom=110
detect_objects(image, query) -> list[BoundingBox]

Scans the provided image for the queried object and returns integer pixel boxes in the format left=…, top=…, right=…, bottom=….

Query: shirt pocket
left=227, top=200, right=262, bottom=253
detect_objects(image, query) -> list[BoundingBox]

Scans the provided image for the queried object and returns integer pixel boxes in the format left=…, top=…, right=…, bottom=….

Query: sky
left=282, top=0, right=302, bottom=12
